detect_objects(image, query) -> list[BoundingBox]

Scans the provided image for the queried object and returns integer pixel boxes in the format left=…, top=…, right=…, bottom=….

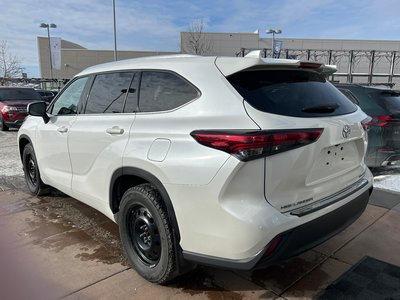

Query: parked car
left=0, top=87, right=42, bottom=131
left=335, top=84, right=400, bottom=169
left=35, top=89, right=57, bottom=103
left=18, top=53, right=373, bottom=283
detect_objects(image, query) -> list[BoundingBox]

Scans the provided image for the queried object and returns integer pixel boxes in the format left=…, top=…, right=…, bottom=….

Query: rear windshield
left=370, top=91, right=400, bottom=116
left=0, top=88, right=41, bottom=101
left=228, top=70, right=357, bottom=117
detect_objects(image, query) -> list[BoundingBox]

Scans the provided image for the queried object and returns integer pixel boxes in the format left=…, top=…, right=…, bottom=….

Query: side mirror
left=28, top=101, right=49, bottom=124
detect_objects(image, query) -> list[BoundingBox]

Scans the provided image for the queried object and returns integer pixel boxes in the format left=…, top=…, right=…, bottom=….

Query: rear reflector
left=263, top=235, right=282, bottom=257
left=191, top=129, right=323, bottom=161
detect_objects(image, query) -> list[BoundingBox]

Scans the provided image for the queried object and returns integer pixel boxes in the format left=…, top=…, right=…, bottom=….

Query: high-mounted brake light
left=191, top=129, right=323, bottom=161
left=299, top=62, right=322, bottom=69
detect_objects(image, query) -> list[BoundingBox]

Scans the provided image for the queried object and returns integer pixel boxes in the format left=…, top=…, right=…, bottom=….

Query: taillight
left=191, top=129, right=323, bottom=161
left=364, top=115, right=398, bottom=127
left=361, top=117, right=372, bottom=131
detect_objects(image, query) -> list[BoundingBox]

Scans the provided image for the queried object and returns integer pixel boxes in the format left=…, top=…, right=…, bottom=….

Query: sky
left=1, top=0, right=400, bottom=78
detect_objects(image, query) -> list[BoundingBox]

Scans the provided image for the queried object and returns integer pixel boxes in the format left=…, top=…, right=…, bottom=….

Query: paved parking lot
left=1, top=130, right=399, bottom=299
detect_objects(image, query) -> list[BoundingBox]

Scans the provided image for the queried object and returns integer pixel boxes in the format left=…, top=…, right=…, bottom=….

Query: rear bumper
left=3, top=112, right=27, bottom=128
left=254, top=186, right=371, bottom=269
left=366, top=150, right=400, bottom=167
left=182, top=186, right=372, bottom=270
left=381, top=153, right=400, bottom=167
left=4, top=119, right=24, bottom=128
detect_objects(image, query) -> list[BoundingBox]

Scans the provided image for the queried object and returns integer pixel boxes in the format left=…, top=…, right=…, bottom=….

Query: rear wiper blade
left=301, top=103, right=339, bottom=113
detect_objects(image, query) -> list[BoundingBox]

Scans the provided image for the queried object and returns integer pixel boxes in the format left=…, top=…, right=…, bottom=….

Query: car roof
left=334, top=83, right=395, bottom=91
left=76, top=52, right=337, bottom=78
left=0, top=86, right=35, bottom=90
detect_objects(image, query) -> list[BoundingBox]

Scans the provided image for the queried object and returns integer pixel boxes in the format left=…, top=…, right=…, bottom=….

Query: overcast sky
left=1, top=0, right=400, bottom=77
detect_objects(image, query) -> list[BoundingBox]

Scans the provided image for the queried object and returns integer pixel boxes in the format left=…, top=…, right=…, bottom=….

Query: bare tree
left=0, top=40, right=22, bottom=85
left=181, top=19, right=213, bottom=55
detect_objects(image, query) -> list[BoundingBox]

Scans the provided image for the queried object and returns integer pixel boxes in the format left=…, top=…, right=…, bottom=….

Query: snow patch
left=374, top=174, right=400, bottom=193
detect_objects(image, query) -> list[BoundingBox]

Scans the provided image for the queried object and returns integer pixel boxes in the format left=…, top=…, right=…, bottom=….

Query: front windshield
left=0, top=89, right=41, bottom=101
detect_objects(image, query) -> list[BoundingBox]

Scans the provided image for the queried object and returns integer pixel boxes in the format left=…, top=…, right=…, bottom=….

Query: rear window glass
left=371, top=91, right=400, bottom=114
left=337, top=86, right=386, bottom=116
left=228, top=70, right=357, bottom=117
left=0, top=88, right=41, bottom=101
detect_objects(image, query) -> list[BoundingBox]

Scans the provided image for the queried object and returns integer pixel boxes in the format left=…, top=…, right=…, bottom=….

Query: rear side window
left=85, top=72, right=134, bottom=114
left=228, top=70, right=357, bottom=117
left=138, top=71, right=199, bottom=112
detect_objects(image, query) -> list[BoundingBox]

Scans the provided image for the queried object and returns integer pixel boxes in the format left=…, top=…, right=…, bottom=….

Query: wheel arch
left=18, top=134, right=33, bottom=161
left=110, top=167, right=181, bottom=242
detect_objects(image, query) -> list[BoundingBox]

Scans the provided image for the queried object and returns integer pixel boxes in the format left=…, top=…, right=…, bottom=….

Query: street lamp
left=266, top=29, right=282, bottom=57
left=112, top=0, right=117, bottom=61
left=40, top=23, right=57, bottom=80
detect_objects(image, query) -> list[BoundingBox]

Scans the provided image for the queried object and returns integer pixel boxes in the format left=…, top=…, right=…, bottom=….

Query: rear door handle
left=106, top=126, right=124, bottom=135
left=57, top=126, right=68, bottom=133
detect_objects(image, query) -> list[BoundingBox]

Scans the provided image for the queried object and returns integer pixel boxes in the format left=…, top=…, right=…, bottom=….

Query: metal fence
left=236, top=48, right=400, bottom=86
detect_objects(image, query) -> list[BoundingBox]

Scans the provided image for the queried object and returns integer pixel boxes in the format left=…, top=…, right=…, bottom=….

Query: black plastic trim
left=109, top=167, right=180, bottom=239
left=18, top=134, right=34, bottom=160
left=289, top=178, right=369, bottom=216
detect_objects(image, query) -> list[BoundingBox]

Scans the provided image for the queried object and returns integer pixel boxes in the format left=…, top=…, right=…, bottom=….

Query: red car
left=0, top=87, right=42, bottom=131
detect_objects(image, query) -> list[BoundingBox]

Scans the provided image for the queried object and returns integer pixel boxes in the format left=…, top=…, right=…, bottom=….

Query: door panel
left=68, top=114, right=135, bottom=212
left=35, top=115, right=76, bottom=192
left=34, top=76, right=90, bottom=193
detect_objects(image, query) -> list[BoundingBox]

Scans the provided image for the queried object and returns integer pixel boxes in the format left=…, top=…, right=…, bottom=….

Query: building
left=38, top=32, right=400, bottom=86
left=37, top=37, right=177, bottom=80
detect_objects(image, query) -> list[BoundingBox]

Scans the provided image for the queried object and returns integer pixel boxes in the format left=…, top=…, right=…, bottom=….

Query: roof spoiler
left=215, top=50, right=337, bottom=76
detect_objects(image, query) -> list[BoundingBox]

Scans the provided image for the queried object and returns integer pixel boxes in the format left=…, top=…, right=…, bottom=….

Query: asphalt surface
left=1, top=129, right=399, bottom=300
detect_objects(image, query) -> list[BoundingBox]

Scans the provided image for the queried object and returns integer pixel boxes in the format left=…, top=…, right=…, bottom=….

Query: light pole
left=266, top=29, right=282, bottom=57
left=112, top=0, right=117, bottom=61
left=40, top=23, right=57, bottom=80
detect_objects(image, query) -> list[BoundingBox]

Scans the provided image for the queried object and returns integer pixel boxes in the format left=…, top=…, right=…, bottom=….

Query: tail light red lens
left=191, top=129, right=323, bottom=161
left=361, top=117, right=372, bottom=131
left=364, top=115, right=398, bottom=127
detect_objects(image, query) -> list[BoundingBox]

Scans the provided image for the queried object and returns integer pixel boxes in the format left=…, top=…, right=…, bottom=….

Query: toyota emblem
left=342, top=125, right=351, bottom=138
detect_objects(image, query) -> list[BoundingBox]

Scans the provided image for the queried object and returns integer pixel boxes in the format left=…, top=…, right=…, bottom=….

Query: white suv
left=18, top=52, right=373, bottom=283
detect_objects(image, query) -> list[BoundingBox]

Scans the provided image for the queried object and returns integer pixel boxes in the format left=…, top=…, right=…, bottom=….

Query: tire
left=0, top=115, right=9, bottom=131
left=119, top=183, right=176, bottom=283
left=22, top=144, right=48, bottom=196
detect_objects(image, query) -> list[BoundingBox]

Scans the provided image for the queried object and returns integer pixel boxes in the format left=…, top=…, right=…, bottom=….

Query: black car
left=35, top=89, right=57, bottom=103
left=335, top=84, right=400, bottom=169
